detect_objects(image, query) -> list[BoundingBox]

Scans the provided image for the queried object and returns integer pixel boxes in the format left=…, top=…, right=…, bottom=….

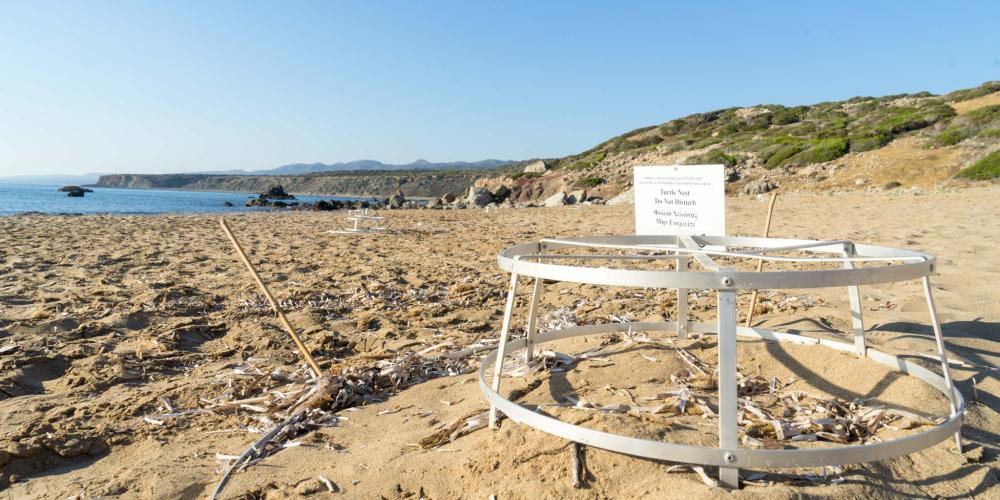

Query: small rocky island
left=246, top=185, right=297, bottom=207
left=58, top=185, right=94, bottom=197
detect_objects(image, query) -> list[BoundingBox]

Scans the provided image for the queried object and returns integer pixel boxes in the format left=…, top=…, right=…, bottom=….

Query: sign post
left=633, top=164, right=726, bottom=236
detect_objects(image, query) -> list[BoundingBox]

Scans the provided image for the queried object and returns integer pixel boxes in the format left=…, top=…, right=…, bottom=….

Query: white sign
left=633, top=164, right=725, bottom=236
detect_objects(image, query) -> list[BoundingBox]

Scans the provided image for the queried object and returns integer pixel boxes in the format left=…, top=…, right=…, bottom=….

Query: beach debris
left=665, top=464, right=719, bottom=488
left=211, top=410, right=308, bottom=500
left=570, top=442, right=588, bottom=488
left=318, top=475, right=338, bottom=492
left=419, top=409, right=489, bottom=449
left=538, top=307, right=578, bottom=333
left=0, top=344, right=20, bottom=356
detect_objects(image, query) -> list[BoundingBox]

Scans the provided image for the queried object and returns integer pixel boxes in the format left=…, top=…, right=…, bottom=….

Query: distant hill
left=474, top=80, right=1000, bottom=203
left=196, top=159, right=512, bottom=175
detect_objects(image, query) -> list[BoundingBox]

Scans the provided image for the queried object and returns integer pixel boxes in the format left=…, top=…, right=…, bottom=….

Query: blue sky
left=0, top=1, right=997, bottom=176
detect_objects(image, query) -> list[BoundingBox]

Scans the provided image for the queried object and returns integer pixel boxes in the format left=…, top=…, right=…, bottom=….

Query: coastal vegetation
left=957, top=150, right=1000, bottom=180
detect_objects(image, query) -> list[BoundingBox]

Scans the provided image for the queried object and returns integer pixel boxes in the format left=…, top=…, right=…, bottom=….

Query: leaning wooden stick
left=745, top=192, right=778, bottom=327
left=219, top=218, right=324, bottom=378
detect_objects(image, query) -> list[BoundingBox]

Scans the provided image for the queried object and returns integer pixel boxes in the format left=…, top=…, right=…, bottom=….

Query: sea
left=0, top=183, right=371, bottom=216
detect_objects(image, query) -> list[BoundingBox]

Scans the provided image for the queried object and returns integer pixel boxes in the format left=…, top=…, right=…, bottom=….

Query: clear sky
left=1, top=1, right=997, bottom=176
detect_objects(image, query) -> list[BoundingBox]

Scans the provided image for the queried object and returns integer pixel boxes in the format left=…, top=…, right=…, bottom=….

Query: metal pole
left=717, top=283, right=739, bottom=488
left=524, top=244, right=546, bottom=362
left=921, top=276, right=963, bottom=452
left=525, top=278, right=543, bottom=361
left=489, top=272, right=520, bottom=429
left=676, top=260, right=688, bottom=339
left=843, top=243, right=866, bottom=357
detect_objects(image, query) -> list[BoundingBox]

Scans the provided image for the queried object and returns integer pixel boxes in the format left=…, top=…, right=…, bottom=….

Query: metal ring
left=497, top=236, right=935, bottom=290
left=478, top=322, right=964, bottom=469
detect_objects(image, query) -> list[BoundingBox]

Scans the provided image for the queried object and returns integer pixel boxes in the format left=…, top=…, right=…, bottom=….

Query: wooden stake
left=219, top=218, right=324, bottom=378
left=745, top=192, right=778, bottom=327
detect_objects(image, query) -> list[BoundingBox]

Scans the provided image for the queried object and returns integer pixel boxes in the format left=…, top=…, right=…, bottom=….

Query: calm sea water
left=0, top=183, right=369, bottom=216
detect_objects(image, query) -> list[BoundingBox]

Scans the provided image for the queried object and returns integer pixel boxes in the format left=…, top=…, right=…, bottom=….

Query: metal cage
left=479, top=235, right=963, bottom=488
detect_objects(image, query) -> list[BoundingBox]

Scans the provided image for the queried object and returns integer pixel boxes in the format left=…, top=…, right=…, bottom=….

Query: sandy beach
left=1, top=187, right=998, bottom=499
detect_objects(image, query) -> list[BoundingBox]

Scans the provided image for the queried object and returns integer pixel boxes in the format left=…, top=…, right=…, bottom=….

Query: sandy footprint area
left=0, top=187, right=997, bottom=498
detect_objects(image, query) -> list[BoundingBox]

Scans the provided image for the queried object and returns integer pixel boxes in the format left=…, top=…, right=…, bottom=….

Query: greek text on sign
left=633, top=164, right=725, bottom=236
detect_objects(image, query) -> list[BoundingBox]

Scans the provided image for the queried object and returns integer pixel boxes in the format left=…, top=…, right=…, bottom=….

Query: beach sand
left=1, top=187, right=998, bottom=498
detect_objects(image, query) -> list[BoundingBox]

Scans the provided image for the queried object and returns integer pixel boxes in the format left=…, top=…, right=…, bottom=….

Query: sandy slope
left=0, top=187, right=998, bottom=499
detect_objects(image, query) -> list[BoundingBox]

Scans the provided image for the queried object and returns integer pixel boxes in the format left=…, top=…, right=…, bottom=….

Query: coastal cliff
left=94, top=171, right=490, bottom=198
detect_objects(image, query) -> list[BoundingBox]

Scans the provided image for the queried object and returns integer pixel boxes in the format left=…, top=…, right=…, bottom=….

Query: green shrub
left=771, top=106, right=807, bottom=125
left=764, top=144, right=806, bottom=169
left=966, top=104, right=1000, bottom=124
left=932, top=127, right=970, bottom=147
left=848, top=132, right=892, bottom=152
left=956, top=150, right=1000, bottom=180
left=509, top=171, right=543, bottom=180
left=979, top=128, right=1000, bottom=139
left=563, top=151, right=607, bottom=170
left=577, top=177, right=606, bottom=188
left=613, top=134, right=664, bottom=152
left=944, top=81, right=1000, bottom=102
left=685, top=149, right=739, bottom=167
left=689, top=136, right=723, bottom=149
left=789, top=138, right=849, bottom=165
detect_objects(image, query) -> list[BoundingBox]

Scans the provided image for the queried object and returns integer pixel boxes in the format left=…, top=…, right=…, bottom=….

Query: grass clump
left=956, top=150, right=1000, bottom=180
left=565, top=151, right=607, bottom=170
left=932, top=127, right=970, bottom=147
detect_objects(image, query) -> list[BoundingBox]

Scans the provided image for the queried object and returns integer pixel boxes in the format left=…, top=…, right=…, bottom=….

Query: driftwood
left=219, top=218, right=323, bottom=377
left=210, top=410, right=307, bottom=500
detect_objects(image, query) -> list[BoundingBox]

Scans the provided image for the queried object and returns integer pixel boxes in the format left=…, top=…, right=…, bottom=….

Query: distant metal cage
left=479, top=235, right=963, bottom=488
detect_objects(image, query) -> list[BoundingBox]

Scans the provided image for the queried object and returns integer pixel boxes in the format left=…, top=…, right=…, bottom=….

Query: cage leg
left=525, top=277, right=543, bottom=362
left=842, top=243, right=866, bottom=357
left=489, top=273, right=520, bottom=429
left=717, top=288, right=739, bottom=488
left=676, top=260, right=688, bottom=339
left=921, top=276, right=963, bottom=452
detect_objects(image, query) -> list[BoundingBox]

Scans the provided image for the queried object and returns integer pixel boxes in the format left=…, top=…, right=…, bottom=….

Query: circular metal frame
left=478, top=321, right=964, bottom=468
left=481, top=235, right=964, bottom=487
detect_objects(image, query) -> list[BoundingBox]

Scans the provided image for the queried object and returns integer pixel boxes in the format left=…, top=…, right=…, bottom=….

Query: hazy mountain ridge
left=195, top=158, right=512, bottom=175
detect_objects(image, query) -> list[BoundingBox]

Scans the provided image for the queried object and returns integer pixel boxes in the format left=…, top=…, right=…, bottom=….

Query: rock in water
left=223, top=201, right=234, bottom=207
left=245, top=198, right=270, bottom=207
left=260, top=185, right=295, bottom=200
left=58, top=185, right=91, bottom=197
left=389, top=190, right=406, bottom=209
left=544, top=191, right=567, bottom=207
